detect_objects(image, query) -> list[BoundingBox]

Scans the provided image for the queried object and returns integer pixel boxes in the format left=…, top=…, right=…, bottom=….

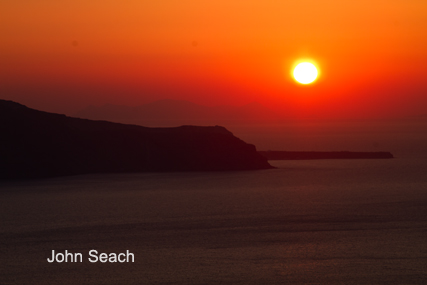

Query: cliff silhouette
left=0, top=100, right=272, bottom=179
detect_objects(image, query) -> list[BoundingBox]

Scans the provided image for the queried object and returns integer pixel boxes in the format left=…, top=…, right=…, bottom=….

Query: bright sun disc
left=293, top=62, right=318, bottom=84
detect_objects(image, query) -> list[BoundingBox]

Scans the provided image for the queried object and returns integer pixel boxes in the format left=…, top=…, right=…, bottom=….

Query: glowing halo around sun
left=293, top=62, right=318, bottom=84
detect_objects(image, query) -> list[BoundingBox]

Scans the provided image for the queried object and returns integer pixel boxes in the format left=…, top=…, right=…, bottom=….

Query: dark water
left=1, top=156, right=427, bottom=284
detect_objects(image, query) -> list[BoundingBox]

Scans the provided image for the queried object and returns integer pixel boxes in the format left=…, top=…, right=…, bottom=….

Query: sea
left=1, top=121, right=427, bottom=284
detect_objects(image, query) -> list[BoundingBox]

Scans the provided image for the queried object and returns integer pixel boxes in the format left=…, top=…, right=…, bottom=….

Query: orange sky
left=1, top=0, right=427, bottom=119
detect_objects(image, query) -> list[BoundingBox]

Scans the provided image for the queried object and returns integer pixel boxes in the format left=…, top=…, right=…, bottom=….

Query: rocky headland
left=0, top=100, right=272, bottom=179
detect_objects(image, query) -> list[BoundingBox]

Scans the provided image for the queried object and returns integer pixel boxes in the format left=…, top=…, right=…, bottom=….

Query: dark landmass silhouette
left=0, top=100, right=272, bottom=179
left=259, top=151, right=394, bottom=160
left=74, top=99, right=282, bottom=126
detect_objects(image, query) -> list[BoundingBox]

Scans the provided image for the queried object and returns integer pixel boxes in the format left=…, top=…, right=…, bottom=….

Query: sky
left=1, top=0, right=427, bottom=119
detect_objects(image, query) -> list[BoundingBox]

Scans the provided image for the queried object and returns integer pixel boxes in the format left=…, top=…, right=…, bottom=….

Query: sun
left=293, top=62, right=318, bottom=84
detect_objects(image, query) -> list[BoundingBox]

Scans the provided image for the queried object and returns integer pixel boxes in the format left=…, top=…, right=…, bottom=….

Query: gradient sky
left=1, top=0, right=427, bottom=119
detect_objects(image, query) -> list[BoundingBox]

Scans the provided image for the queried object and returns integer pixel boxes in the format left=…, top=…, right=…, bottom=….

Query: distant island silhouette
left=259, top=151, right=393, bottom=160
left=0, top=100, right=272, bottom=179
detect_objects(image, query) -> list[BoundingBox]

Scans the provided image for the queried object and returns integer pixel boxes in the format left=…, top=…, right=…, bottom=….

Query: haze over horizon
left=74, top=98, right=427, bottom=125
left=4, top=98, right=425, bottom=157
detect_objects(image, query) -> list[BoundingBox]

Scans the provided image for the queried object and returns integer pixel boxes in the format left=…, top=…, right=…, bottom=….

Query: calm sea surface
left=1, top=155, right=427, bottom=284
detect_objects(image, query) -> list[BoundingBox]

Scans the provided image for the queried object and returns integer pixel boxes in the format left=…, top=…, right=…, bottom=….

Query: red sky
left=1, top=0, right=427, bottom=119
